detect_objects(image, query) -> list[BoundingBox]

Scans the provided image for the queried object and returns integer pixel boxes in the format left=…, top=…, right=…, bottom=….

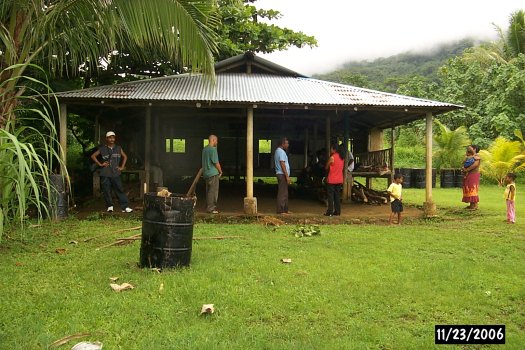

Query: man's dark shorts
left=391, top=199, right=403, bottom=213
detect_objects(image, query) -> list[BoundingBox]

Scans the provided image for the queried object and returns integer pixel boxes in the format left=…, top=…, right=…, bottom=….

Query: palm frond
left=507, top=10, right=525, bottom=56
left=2, top=0, right=218, bottom=81
left=114, top=0, right=218, bottom=77
left=461, top=42, right=508, bottom=66
left=433, top=119, right=470, bottom=169
left=479, top=137, right=525, bottom=185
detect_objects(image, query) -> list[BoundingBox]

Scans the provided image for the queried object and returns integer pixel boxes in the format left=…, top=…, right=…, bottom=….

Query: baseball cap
left=106, top=131, right=116, bottom=137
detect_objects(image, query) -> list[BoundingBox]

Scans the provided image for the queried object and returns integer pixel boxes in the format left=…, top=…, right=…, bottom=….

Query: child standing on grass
left=504, top=173, right=517, bottom=224
left=387, top=174, right=404, bottom=225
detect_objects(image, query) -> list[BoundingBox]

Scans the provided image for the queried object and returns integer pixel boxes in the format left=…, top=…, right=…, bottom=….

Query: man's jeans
left=100, top=176, right=129, bottom=209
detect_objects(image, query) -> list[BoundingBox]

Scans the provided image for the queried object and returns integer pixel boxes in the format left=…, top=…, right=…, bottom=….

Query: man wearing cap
left=90, top=131, right=133, bottom=213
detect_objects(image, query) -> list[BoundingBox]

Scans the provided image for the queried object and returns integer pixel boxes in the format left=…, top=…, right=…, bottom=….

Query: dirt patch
left=71, top=181, right=424, bottom=225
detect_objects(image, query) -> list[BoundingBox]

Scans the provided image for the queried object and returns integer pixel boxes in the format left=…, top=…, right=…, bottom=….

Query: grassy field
left=0, top=185, right=523, bottom=349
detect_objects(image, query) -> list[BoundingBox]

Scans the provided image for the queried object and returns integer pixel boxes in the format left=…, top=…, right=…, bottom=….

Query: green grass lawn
left=0, top=185, right=523, bottom=349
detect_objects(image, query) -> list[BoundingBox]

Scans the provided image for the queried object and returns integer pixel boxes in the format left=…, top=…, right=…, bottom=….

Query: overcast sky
left=256, top=0, right=524, bottom=76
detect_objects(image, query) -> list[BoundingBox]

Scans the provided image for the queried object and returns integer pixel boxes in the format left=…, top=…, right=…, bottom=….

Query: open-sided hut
left=55, top=52, right=462, bottom=214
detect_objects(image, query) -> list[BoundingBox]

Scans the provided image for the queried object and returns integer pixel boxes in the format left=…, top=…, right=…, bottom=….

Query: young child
left=387, top=174, right=404, bottom=225
left=504, top=173, right=517, bottom=224
left=463, top=147, right=475, bottom=175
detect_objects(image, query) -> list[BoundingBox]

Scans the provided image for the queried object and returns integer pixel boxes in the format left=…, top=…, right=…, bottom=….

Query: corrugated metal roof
left=55, top=73, right=461, bottom=109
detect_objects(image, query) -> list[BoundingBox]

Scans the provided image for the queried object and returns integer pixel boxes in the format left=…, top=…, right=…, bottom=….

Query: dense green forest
left=316, top=11, right=525, bottom=178
left=315, top=39, right=478, bottom=93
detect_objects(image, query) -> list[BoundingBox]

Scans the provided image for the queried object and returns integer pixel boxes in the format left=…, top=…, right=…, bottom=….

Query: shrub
left=479, top=137, right=525, bottom=185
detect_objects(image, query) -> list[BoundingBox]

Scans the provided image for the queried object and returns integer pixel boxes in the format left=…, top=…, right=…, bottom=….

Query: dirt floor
left=72, top=180, right=423, bottom=225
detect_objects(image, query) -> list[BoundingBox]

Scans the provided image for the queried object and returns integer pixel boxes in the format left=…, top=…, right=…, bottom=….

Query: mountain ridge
left=314, top=38, right=480, bottom=93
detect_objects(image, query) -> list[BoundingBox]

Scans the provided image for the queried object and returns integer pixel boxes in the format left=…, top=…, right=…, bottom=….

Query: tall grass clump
left=0, top=65, right=66, bottom=239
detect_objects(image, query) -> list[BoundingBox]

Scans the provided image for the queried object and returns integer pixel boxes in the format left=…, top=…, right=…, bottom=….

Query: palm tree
left=0, top=0, right=219, bottom=128
left=507, top=10, right=525, bottom=57
left=479, top=137, right=525, bottom=185
left=0, top=0, right=219, bottom=237
left=433, top=119, right=471, bottom=169
left=461, top=10, right=525, bottom=67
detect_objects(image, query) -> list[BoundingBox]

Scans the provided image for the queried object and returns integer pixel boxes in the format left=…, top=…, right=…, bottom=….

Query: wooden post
left=325, top=115, right=331, bottom=159
left=390, top=126, right=395, bottom=185
left=94, top=114, right=100, bottom=145
left=246, top=107, right=254, bottom=198
left=144, top=105, right=152, bottom=197
left=153, top=109, right=160, bottom=165
left=303, top=128, right=309, bottom=168
left=244, top=106, right=257, bottom=214
left=59, top=103, right=67, bottom=168
left=235, top=135, right=240, bottom=181
left=342, top=112, right=351, bottom=200
left=424, top=112, right=436, bottom=215
left=313, top=123, right=318, bottom=154
left=92, top=110, right=100, bottom=197
left=367, top=127, right=384, bottom=188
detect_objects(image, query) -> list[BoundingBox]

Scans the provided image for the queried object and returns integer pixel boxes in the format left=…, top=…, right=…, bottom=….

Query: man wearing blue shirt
left=274, top=137, right=291, bottom=214
left=202, top=135, right=222, bottom=214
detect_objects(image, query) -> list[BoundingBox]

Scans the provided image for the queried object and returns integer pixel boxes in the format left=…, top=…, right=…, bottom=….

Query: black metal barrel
left=440, top=168, right=457, bottom=188
left=395, top=168, right=412, bottom=188
left=49, top=174, right=68, bottom=219
left=411, top=168, right=436, bottom=188
left=140, top=193, right=197, bottom=268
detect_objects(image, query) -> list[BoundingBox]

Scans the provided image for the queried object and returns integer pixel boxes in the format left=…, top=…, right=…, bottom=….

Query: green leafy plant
left=0, top=64, right=65, bottom=239
left=433, top=119, right=471, bottom=170
left=215, top=0, right=317, bottom=60
left=478, top=136, right=525, bottom=185
left=292, top=225, right=321, bottom=238
left=0, top=0, right=222, bottom=238
left=0, top=0, right=219, bottom=128
left=513, top=129, right=525, bottom=173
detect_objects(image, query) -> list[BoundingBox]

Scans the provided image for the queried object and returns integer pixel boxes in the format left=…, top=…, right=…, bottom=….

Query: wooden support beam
left=325, top=115, right=331, bottom=159
left=425, top=112, right=432, bottom=202
left=244, top=106, right=257, bottom=214
left=59, top=103, right=67, bottom=168
left=94, top=114, right=100, bottom=145
left=313, top=123, right=318, bottom=153
left=342, top=111, right=351, bottom=201
left=144, top=105, right=152, bottom=196
left=424, top=112, right=436, bottom=215
left=246, top=107, right=254, bottom=198
left=303, top=128, right=309, bottom=168
left=390, top=126, right=395, bottom=184
left=153, top=109, right=160, bottom=164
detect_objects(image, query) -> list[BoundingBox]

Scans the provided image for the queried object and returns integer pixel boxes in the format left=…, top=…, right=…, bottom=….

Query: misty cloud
left=257, top=0, right=523, bottom=75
